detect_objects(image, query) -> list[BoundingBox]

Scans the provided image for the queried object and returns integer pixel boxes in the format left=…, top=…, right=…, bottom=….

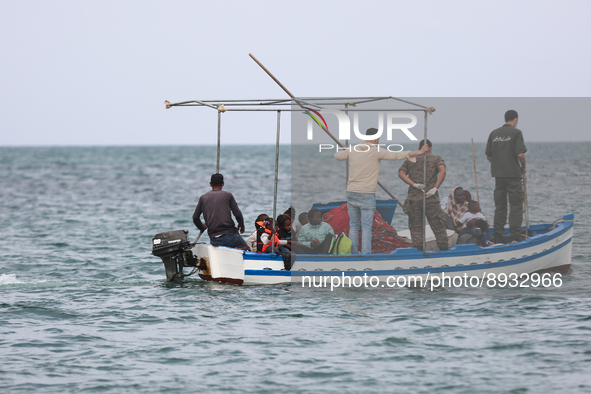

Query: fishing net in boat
left=322, top=203, right=408, bottom=253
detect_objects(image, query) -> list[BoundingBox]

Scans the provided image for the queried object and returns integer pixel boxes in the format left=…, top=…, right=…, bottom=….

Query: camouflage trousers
left=404, top=199, right=449, bottom=251
left=493, top=177, right=523, bottom=239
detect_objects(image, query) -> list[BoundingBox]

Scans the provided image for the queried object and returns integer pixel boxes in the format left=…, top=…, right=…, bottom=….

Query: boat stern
left=191, top=243, right=245, bottom=285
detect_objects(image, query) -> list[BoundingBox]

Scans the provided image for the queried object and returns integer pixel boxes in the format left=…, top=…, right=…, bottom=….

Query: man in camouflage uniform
left=485, top=110, right=527, bottom=243
left=398, top=139, right=449, bottom=251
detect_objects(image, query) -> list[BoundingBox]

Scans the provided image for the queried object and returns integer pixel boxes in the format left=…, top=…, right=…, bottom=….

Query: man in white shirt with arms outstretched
left=334, top=128, right=428, bottom=254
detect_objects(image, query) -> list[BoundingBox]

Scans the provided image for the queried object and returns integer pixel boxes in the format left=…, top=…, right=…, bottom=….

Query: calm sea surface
left=1, top=143, right=590, bottom=393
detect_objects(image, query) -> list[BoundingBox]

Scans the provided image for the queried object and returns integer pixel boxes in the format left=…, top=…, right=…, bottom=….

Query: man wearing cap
left=334, top=128, right=428, bottom=254
left=485, top=110, right=527, bottom=243
left=192, top=173, right=249, bottom=250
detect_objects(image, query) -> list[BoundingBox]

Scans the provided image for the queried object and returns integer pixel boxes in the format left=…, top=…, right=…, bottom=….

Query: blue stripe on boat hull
left=245, top=269, right=291, bottom=277
left=245, top=237, right=572, bottom=278
left=243, top=220, right=572, bottom=263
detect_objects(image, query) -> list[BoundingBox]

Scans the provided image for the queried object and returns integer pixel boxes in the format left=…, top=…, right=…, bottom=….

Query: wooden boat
left=153, top=94, right=573, bottom=287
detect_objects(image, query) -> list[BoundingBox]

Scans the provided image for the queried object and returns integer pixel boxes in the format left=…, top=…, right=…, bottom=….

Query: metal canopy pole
left=175, top=106, right=427, bottom=112
left=216, top=111, right=221, bottom=173
left=271, top=111, right=281, bottom=254
left=344, top=103, right=349, bottom=197
left=422, top=110, right=428, bottom=254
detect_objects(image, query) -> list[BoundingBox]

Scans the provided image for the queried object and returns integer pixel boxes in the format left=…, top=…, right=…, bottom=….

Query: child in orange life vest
left=256, top=218, right=289, bottom=253
left=247, top=214, right=269, bottom=251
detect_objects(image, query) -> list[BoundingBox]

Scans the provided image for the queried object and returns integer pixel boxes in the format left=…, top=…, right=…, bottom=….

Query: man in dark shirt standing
left=485, top=110, right=527, bottom=243
left=192, top=173, right=249, bottom=250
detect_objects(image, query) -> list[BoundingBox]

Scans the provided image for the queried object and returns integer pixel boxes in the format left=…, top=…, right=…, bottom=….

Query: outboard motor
left=152, top=230, right=198, bottom=281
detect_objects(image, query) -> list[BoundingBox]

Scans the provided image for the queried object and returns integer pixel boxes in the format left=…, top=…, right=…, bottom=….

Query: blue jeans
left=347, top=192, right=376, bottom=254
left=209, top=232, right=248, bottom=249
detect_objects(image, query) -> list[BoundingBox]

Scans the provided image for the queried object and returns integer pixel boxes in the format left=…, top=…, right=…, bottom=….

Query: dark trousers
left=406, top=199, right=449, bottom=251
left=293, top=234, right=334, bottom=254
left=493, top=177, right=524, bottom=239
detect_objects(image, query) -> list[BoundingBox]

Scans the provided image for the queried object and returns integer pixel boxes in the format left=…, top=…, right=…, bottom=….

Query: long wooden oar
left=471, top=138, right=480, bottom=203
left=523, top=173, right=529, bottom=238
left=248, top=53, right=399, bottom=201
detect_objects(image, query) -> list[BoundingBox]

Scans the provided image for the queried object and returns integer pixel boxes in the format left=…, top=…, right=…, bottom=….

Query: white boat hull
left=188, top=214, right=574, bottom=286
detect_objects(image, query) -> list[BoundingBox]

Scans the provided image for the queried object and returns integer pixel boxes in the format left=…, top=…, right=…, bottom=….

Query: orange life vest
left=256, top=227, right=279, bottom=253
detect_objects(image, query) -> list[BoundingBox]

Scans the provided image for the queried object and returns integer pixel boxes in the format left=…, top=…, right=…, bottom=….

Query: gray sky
left=1, top=0, right=590, bottom=146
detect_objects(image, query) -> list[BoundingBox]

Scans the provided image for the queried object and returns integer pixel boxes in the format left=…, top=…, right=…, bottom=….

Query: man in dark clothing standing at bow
left=485, top=110, right=527, bottom=244
left=192, top=173, right=249, bottom=250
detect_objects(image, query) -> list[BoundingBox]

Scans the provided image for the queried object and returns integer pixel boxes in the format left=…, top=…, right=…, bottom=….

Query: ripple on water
left=1, top=145, right=591, bottom=393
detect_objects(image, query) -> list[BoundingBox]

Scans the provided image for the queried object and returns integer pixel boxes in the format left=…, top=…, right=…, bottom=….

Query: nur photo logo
left=303, top=108, right=419, bottom=152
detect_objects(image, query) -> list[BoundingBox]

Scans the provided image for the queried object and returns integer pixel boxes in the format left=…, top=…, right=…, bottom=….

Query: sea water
left=1, top=143, right=590, bottom=393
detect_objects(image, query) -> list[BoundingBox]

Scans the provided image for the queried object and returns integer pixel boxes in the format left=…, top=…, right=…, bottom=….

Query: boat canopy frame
left=164, top=96, right=435, bottom=254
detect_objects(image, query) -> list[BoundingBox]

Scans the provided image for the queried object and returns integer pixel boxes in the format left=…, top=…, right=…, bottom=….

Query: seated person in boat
left=283, top=206, right=296, bottom=222
left=277, top=214, right=298, bottom=251
left=440, top=186, right=471, bottom=232
left=294, top=211, right=308, bottom=239
left=247, top=213, right=270, bottom=252
left=298, top=211, right=309, bottom=227
left=457, top=200, right=491, bottom=247
left=256, top=218, right=289, bottom=253
left=192, top=173, right=249, bottom=250
left=293, top=208, right=335, bottom=254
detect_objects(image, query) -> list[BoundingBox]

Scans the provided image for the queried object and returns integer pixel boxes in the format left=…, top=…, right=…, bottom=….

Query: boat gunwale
left=241, top=215, right=574, bottom=262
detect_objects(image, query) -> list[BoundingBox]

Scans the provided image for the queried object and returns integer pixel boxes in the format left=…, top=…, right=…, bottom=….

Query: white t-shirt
left=334, top=142, right=415, bottom=194
left=459, top=211, right=487, bottom=228
left=246, top=230, right=257, bottom=251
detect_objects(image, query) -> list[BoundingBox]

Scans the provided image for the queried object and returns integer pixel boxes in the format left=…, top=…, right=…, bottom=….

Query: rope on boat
left=548, top=219, right=574, bottom=231
left=170, top=265, right=199, bottom=281
left=217, top=104, right=227, bottom=113
left=179, top=266, right=199, bottom=279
